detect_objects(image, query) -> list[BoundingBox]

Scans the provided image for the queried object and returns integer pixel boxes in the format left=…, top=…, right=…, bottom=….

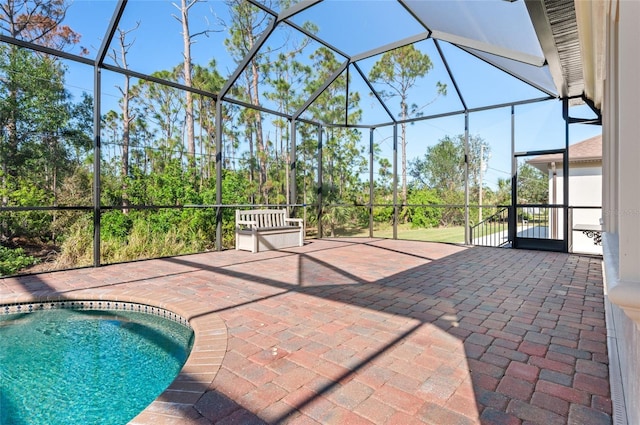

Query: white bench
left=235, top=208, right=304, bottom=253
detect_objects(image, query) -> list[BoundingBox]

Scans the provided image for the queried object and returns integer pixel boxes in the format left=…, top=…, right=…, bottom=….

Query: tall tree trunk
left=112, top=26, right=139, bottom=214
left=179, top=0, right=196, bottom=175
left=250, top=58, right=268, bottom=203
left=1, top=81, right=18, bottom=241
left=121, top=74, right=131, bottom=213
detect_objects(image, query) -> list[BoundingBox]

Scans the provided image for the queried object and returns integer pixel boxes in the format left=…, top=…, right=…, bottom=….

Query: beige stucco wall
left=601, top=1, right=640, bottom=424
left=546, top=164, right=602, bottom=254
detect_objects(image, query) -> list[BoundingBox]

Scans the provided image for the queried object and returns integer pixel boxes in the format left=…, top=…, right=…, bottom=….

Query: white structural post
left=616, top=0, right=640, bottom=285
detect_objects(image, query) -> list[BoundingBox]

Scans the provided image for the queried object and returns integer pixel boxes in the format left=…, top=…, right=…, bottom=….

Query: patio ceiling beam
left=320, top=94, right=553, bottom=130
left=292, top=59, right=349, bottom=120
left=282, top=19, right=350, bottom=60
left=351, top=62, right=396, bottom=123
left=246, top=0, right=351, bottom=60
left=96, top=0, right=127, bottom=67
left=101, top=64, right=219, bottom=100
left=466, top=96, right=554, bottom=114
left=431, top=30, right=546, bottom=67
left=350, top=32, right=431, bottom=63
left=277, top=0, right=323, bottom=22
left=433, top=39, right=468, bottom=111
left=218, top=17, right=277, bottom=98
left=0, top=35, right=93, bottom=66
left=397, top=0, right=434, bottom=33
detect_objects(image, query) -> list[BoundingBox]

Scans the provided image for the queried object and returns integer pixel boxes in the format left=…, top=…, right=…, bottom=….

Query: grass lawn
left=344, top=224, right=466, bottom=244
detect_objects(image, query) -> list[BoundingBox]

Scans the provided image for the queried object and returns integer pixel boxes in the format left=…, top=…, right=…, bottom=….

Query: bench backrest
left=237, top=209, right=289, bottom=228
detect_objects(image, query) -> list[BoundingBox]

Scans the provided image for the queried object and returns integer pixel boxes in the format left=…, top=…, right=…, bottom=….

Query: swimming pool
left=0, top=302, right=194, bottom=425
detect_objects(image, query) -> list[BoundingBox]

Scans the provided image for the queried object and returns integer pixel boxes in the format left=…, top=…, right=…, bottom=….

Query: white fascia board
left=431, top=29, right=545, bottom=67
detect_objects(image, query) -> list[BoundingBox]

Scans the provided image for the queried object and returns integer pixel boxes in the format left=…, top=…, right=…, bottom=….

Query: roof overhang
left=525, top=0, right=584, bottom=100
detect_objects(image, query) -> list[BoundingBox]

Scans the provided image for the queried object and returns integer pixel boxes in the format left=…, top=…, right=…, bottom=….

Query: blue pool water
left=0, top=308, right=193, bottom=425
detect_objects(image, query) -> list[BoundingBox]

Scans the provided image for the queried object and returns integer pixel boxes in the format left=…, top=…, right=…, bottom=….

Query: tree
left=172, top=0, right=219, bottom=175
left=0, top=0, right=87, bottom=245
left=133, top=70, right=185, bottom=167
left=174, top=0, right=196, bottom=171
left=405, top=188, right=442, bottom=228
left=0, top=0, right=83, bottom=49
left=410, top=135, right=464, bottom=193
left=191, top=60, right=224, bottom=184
left=496, top=176, right=511, bottom=206
left=108, top=23, right=140, bottom=212
left=0, top=44, right=88, bottom=241
left=516, top=163, right=547, bottom=204
left=368, top=45, right=446, bottom=207
left=264, top=52, right=311, bottom=205
left=0, top=0, right=84, bottom=203
left=224, top=0, right=271, bottom=202
left=409, top=134, right=489, bottom=226
left=410, top=134, right=489, bottom=194
left=303, top=47, right=365, bottom=236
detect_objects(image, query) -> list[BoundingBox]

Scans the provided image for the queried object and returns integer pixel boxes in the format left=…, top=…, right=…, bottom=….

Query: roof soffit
left=526, top=0, right=584, bottom=99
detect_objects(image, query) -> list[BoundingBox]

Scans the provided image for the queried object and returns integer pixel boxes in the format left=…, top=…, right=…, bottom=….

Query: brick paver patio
left=0, top=238, right=612, bottom=424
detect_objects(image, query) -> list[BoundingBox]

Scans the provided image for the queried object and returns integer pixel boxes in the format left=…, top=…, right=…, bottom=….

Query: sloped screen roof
left=0, top=0, right=571, bottom=127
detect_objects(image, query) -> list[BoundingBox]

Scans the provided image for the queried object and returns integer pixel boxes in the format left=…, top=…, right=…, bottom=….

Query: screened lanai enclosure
left=0, top=0, right=602, bottom=275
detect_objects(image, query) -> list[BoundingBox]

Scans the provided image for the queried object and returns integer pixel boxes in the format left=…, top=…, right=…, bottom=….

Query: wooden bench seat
left=235, top=208, right=304, bottom=253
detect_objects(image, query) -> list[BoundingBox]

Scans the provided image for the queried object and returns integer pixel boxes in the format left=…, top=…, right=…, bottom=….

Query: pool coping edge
left=1, top=292, right=227, bottom=424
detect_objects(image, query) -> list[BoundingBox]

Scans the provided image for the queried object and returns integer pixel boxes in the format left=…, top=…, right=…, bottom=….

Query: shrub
left=0, top=246, right=39, bottom=276
left=101, top=210, right=134, bottom=240
left=405, top=189, right=442, bottom=228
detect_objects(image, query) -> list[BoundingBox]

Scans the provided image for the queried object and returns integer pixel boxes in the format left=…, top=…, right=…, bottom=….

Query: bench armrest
left=284, top=218, right=303, bottom=226
left=237, top=220, right=257, bottom=228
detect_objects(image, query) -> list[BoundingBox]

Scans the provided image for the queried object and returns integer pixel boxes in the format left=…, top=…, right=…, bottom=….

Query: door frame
left=510, top=149, right=568, bottom=252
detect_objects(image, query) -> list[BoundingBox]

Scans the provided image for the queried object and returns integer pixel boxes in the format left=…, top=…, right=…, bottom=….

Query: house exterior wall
left=546, top=164, right=602, bottom=254
left=602, top=1, right=640, bottom=423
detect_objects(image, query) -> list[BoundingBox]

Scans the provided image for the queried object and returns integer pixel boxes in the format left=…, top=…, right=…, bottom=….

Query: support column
left=563, top=99, right=570, bottom=252
left=392, top=124, right=398, bottom=240
left=369, top=128, right=374, bottom=238
left=92, top=66, right=102, bottom=267
left=464, top=112, right=470, bottom=245
left=510, top=106, right=516, bottom=245
left=215, top=100, right=223, bottom=251
left=317, top=126, right=323, bottom=238
left=290, top=119, right=297, bottom=216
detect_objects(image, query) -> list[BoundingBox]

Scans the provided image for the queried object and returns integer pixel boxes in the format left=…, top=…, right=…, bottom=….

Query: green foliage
left=368, top=45, right=446, bottom=206
left=410, top=136, right=464, bottom=192
left=55, top=214, right=94, bottom=268
left=410, top=134, right=489, bottom=195
left=407, top=134, right=491, bottom=226
left=368, top=45, right=436, bottom=107
left=404, top=189, right=442, bottom=228
left=0, top=246, right=38, bottom=276
left=320, top=204, right=351, bottom=237
left=517, top=163, right=548, bottom=204
left=372, top=205, right=394, bottom=224
left=0, top=2, right=513, bottom=274
left=0, top=173, right=54, bottom=240
left=101, top=211, right=134, bottom=240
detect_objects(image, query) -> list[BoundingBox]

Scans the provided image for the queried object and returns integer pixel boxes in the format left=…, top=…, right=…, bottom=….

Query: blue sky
left=58, top=0, right=601, bottom=190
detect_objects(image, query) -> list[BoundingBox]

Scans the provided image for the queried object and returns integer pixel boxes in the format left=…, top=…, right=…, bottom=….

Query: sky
left=54, top=0, right=601, bottom=191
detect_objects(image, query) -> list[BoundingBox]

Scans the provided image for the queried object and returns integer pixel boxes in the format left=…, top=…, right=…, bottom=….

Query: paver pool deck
left=0, top=238, right=612, bottom=424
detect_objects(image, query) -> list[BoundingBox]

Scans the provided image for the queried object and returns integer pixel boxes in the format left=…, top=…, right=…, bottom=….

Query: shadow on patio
left=164, top=238, right=611, bottom=424
left=1, top=239, right=612, bottom=424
